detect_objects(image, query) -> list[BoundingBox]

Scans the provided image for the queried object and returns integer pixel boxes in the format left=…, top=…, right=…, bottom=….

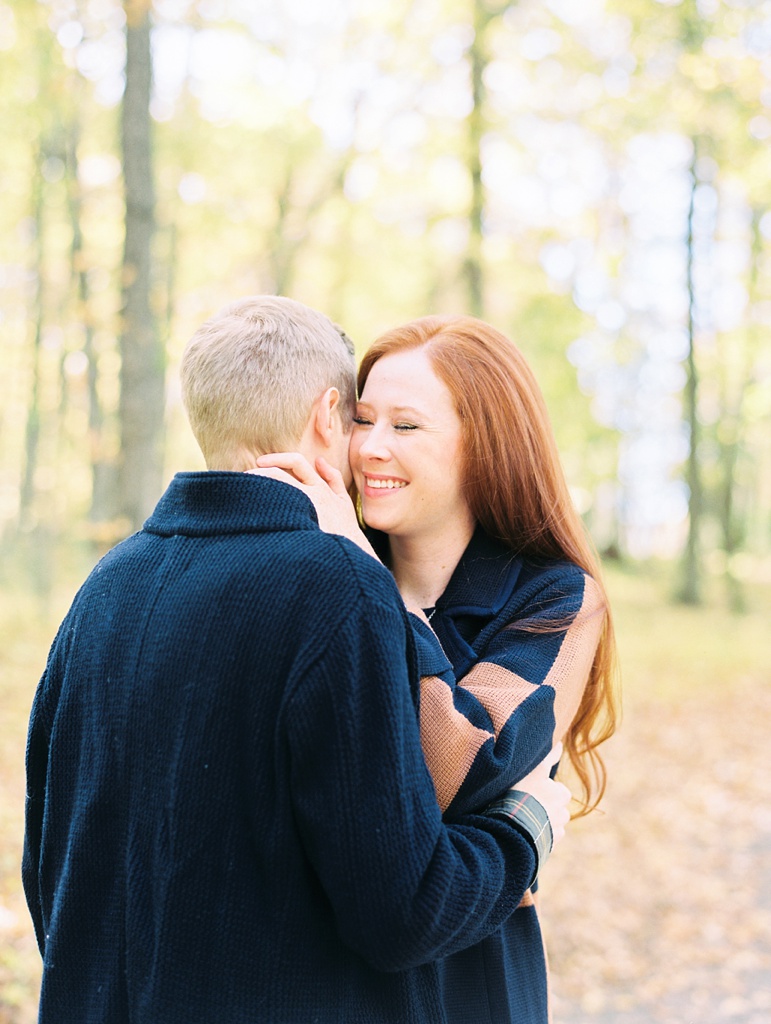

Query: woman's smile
left=349, top=347, right=473, bottom=543
left=362, top=474, right=408, bottom=492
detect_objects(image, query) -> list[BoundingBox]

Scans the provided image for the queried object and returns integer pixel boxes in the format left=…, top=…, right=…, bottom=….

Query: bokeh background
left=1, top=0, right=770, bottom=1021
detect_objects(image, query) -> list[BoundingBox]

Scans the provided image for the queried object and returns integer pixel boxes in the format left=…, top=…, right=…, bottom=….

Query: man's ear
left=312, top=387, right=340, bottom=447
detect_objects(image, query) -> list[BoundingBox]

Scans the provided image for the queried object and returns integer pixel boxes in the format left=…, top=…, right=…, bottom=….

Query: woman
left=350, top=315, right=617, bottom=1020
left=353, top=316, right=616, bottom=790
left=261, top=314, right=618, bottom=1022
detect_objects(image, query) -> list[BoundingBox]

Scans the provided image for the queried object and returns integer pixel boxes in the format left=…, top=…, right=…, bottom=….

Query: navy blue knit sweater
left=24, top=473, right=541, bottom=1023
left=409, top=528, right=605, bottom=1023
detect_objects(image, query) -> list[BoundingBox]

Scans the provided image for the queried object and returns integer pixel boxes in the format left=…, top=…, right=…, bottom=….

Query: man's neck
left=210, top=439, right=310, bottom=474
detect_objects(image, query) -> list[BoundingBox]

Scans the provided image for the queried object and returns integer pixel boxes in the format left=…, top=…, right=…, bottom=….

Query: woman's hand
left=249, top=454, right=379, bottom=560
left=512, top=743, right=571, bottom=847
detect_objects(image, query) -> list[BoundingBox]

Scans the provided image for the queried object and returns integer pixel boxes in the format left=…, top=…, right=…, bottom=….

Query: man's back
left=24, top=472, right=538, bottom=1023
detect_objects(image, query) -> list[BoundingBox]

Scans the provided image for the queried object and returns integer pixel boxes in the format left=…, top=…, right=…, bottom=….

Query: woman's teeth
left=366, top=478, right=406, bottom=489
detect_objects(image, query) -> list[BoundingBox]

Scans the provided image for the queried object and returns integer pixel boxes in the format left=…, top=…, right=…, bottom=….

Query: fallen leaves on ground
left=543, top=677, right=771, bottom=1024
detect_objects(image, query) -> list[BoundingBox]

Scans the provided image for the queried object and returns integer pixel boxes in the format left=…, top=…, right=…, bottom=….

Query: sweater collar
left=434, top=525, right=522, bottom=618
left=427, top=527, right=522, bottom=677
left=144, top=472, right=318, bottom=537
left=367, top=524, right=522, bottom=675
left=368, top=524, right=522, bottom=617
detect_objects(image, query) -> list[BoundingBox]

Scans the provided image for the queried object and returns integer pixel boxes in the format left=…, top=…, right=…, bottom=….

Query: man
left=24, top=295, right=568, bottom=1023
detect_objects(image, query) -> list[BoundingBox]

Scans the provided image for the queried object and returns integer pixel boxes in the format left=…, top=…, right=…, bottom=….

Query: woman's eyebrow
left=391, top=405, right=426, bottom=417
left=357, top=401, right=426, bottom=418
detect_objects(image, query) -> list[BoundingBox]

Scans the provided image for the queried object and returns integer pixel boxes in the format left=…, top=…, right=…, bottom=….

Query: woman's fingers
left=255, top=452, right=318, bottom=485
left=253, top=452, right=351, bottom=500
left=516, top=742, right=563, bottom=790
left=544, top=742, right=563, bottom=774
left=315, top=457, right=349, bottom=497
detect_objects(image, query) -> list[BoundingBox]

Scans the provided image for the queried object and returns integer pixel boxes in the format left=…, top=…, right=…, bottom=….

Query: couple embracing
left=24, top=295, right=617, bottom=1023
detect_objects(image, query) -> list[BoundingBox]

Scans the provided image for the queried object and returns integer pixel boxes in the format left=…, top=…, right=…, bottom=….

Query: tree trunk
left=719, top=423, right=744, bottom=612
left=464, top=0, right=489, bottom=319
left=65, top=111, right=118, bottom=531
left=717, top=207, right=763, bottom=614
left=677, top=147, right=702, bottom=605
left=119, top=0, right=164, bottom=532
left=19, top=144, right=47, bottom=533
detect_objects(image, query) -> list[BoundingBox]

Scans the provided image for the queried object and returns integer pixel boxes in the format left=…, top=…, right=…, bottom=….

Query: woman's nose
left=356, top=424, right=389, bottom=461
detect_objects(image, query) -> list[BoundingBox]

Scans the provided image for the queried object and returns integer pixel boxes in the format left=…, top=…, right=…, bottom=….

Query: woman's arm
left=412, top=566, right=605, bottom=817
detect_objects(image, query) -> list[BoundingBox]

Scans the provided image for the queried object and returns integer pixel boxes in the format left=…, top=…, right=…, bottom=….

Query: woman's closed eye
left=352, top=415, right=419, bottom=432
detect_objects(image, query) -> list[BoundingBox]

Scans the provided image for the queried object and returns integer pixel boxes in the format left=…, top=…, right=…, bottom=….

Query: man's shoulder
left=270, top=531, right=408, bottom=635
left=80, top=515, right=404, bottom=635
left=302, top=532, right=402, bottom=607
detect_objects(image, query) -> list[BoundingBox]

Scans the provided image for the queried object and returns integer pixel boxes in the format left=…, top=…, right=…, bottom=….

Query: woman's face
left=349, top=347, right=474, bottom=542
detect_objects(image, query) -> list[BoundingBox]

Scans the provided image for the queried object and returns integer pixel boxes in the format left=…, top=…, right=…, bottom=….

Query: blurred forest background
left=1, top=0, right=770, bottom=1021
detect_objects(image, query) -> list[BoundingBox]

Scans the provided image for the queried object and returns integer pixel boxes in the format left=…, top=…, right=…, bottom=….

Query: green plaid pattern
left=484, top=789, right=553, bottom=881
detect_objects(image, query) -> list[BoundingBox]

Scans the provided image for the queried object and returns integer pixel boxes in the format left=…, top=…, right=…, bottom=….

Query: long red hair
left=358, top=315, right=619, bottom=815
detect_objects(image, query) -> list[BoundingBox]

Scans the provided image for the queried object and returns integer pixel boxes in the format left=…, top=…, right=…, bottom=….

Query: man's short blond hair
left=180, top=295, right=356, bottom=469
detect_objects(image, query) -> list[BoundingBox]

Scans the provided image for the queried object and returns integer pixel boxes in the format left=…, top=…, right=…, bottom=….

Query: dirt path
left=543, top=679, right=771, bottom=1024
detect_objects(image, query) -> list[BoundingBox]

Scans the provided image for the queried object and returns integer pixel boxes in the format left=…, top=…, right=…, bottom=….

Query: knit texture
left=408, top=525, right=605, bottom=1024
left=23, top=473, right=540, bottom=1024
